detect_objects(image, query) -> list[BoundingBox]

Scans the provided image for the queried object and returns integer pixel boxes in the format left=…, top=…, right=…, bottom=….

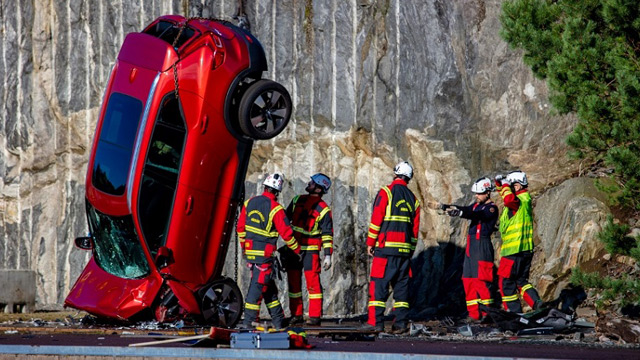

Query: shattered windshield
left=86, top=201, right=150, bottom=279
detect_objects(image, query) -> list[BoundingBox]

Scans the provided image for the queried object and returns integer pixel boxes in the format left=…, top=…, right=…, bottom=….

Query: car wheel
left=238, top=79, right=291, bottom=140
left=199, top=277, right=243, bottom=328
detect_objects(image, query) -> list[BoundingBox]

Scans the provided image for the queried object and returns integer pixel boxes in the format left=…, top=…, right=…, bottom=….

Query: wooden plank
left=128, top=334, right=210, bottom=347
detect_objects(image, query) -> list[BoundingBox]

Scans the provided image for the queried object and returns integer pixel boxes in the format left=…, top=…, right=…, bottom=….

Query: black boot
left=289, top=315, right=304, bottom=325
left=359, top=323, right=384, bottom=332
left=306, top=317, right=321, bottom=326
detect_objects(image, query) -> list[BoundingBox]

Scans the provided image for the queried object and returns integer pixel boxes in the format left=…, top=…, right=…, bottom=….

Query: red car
left=65, top=16, right=291, bottom=328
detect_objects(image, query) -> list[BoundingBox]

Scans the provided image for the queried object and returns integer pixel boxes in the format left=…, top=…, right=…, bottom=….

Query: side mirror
left=155, top=246, right=174, bottom=269
left=74, top=236, right=93, bottom=250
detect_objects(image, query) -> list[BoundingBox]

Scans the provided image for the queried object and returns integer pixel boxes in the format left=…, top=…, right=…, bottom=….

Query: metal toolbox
left=230, top=331, right=290, bottom=349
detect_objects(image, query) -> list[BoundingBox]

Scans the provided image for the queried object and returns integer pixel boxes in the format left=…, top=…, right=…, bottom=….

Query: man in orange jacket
left=236, top=173, right=300, bottom=329
left=363, top=161, right=420, bottom=334
left=285, top=173, right=334, bottom=326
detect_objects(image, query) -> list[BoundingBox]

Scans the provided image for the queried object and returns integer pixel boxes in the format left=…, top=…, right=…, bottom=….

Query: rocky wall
left=0, top=0, right=610, bottom=317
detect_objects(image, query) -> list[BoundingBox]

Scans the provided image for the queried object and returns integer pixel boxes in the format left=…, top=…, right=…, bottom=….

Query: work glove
left=367, top=245, right=374, bottom=256
left=447, top=208, right=462, bottom=217
left=322, top=255, right=332, bottom=271
left=495, top=174, right=509, bottom=186
left=427, top=201, right=451, bottom=212
left=439, top=203, right=453, bottom=211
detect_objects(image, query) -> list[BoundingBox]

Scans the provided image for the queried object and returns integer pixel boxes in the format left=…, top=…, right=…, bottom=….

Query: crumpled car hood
left=65, top=258, right=163, bottom=320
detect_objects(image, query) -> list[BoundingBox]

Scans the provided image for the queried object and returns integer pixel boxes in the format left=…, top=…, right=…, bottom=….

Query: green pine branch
left=501, top=0, right=640, bottom=211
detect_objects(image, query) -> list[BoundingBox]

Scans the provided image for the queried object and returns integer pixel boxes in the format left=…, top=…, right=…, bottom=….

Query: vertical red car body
left=65, top=16, right=291, bottom=327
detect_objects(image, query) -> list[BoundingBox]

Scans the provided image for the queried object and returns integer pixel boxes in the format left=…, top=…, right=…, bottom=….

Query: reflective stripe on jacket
left=367, top=179, right=420, bottom=257
left=499, top=191, right=533, bottom=256
left=236, top=191, right=298, bottom=264
left=286, top=194, right=334, bottom=256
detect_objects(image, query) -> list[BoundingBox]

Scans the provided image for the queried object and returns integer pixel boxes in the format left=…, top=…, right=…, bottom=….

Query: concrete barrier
left=0, top=270, right=36, bottom=313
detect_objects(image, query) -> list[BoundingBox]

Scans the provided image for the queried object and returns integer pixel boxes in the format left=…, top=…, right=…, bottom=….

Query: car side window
left=138, top=95, right=186, bottom=255
left=92, top=93, right=143, bottom=196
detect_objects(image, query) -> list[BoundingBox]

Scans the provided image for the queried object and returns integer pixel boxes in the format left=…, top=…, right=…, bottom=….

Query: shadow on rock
left=409, top=241, right=466, bottom=321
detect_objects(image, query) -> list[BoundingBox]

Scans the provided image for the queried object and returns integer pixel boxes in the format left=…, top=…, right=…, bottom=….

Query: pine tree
left=501, top=0, right=640, bottom=310
left=501, top=0, right=640, bottom=210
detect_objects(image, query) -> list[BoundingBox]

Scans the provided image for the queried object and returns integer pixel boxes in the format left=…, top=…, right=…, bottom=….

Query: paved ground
left=0, top=312, right=637, bottom=359
left=0, top=323, right=638, bottom=360
left=0, top=332, right=639, bottom=359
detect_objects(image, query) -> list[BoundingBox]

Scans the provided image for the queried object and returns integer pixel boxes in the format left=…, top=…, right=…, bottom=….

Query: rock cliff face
left=0, top=0, right=610, bottom=316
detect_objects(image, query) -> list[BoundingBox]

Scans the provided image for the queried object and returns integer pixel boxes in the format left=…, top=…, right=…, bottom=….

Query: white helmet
left=263, top=173, right=284, bottom=192
left=506, top=170, right=528, bottom=186
left=471, top=177, right=494, bottom=194
left=394, top=161, right=413, bottom=179
left=310, top=173, right=331, bottom=192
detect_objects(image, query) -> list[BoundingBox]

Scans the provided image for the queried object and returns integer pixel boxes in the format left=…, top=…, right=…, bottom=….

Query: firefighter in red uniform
left=236, top=173, right=300, bottom=329
left=285, top=173, right=334, bottom=326
left=495, top=170, right=542, bottom=312
left=363, top=161, right=420, bottom=334
left=432, top=177, right=498, bottom=321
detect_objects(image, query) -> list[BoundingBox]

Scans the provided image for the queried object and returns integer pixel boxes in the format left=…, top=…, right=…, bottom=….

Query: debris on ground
left=0, top=308, right=638, bottom=348
left=480, top=305, right=587, bottom=334
left=597, top=313, right=640, bottom=343
left=127, top=326, right=313, bottom=349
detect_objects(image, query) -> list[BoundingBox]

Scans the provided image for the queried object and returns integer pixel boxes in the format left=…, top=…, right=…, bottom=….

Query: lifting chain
left=171, top=1, right=250, bottom=98
left=234, top=193, right=244, bottom=283
left=172, top=62, right=180, bottom=99
left=171, top=19, right=188, bottom=99
left=168, top=12, right=249, bottom=283
left=170, top=16, right=228, bottom=99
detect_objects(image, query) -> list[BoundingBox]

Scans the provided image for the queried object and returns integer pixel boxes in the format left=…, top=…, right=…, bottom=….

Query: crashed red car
left=65, top=16, right=291, bottom=327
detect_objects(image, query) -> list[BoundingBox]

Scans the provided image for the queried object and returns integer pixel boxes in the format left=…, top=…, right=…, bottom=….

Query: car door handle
left=185, top=195, right=194, bottom=215
left=199, top=114, right=208, bottom=134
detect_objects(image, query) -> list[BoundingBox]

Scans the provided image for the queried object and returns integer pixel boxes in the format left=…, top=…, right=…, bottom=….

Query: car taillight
left=213, top=35, right=222, bottom=48
left=211, top=34, right=225, bottom=70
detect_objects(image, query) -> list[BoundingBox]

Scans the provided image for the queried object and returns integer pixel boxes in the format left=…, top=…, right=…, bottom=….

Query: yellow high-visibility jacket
left=499, top=191, right=534, bottom=256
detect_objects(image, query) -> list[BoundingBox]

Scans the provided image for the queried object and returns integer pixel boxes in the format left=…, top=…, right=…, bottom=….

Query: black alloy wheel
left=238, top=79, right=292, bottom=139
left=199, top=277, right=243, bottom=328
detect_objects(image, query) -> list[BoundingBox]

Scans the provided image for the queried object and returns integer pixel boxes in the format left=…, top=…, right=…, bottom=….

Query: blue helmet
left=310, top=173, right=331, bottom=192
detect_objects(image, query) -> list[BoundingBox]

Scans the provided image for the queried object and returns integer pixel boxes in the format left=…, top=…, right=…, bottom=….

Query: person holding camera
left=431, top=177, right=498, bottom=321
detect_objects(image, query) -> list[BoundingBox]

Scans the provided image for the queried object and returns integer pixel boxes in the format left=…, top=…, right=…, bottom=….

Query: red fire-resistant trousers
left=498, top=251, right=540, bottom=312
left=287, top=251, right=323, bottom=318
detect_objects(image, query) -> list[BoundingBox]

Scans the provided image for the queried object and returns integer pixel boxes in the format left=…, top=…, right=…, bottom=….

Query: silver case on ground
left=230, top=332, right=290, bottom=349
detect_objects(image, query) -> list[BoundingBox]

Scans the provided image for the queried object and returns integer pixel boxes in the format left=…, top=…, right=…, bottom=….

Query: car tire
left=199, top=277, right=244, bottom=328
left=238, top=79, right=291, bottom=140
